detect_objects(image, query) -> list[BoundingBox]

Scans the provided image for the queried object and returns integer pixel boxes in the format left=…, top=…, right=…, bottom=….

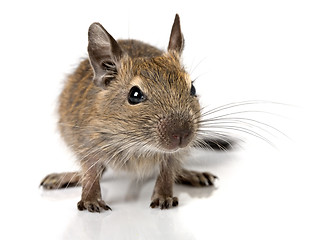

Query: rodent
left=40, top=14, right=231, bottom=212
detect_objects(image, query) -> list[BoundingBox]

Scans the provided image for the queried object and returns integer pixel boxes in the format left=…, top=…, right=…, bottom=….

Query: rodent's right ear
left=88, top=23, right=123, bottom=89
left=168, top=14, right=184, bottom=55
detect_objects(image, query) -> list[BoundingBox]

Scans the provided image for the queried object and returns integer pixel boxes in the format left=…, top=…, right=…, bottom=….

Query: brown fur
left=41, top=14, right=218, bottom=212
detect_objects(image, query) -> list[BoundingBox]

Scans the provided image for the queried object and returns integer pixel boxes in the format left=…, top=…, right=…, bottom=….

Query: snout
left=157, top=116, right=194, bottom=151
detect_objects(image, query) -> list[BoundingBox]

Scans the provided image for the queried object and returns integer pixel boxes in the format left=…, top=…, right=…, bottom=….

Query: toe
left=77, top=201, right=85, bottom=211
left=172, top=197, right=179, bottom=207
left=77, top=200, right=111, bottom=212
left=203, top=172, right=217, bottom=186
left=150, top=198, right=160, bottom=208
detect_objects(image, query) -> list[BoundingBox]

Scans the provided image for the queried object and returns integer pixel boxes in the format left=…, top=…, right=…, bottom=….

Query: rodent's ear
left=168, top=14, right=184, bottom=55
left=88, top=22, right=123, bottom=89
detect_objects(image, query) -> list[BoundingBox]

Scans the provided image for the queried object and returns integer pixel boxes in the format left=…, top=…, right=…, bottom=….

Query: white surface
left=1, top=0, right=333, bottom=239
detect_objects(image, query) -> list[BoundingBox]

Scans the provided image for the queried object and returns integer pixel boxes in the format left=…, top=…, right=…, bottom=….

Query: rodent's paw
left=150, top=196, right=179, bottom=210
left=176, top=170, right=218, bottom=187
left=40, top=173, right=61, bottom=189
left=77, top=199, right=112, bottom=213
left=40, top=172, right=80, bottom=190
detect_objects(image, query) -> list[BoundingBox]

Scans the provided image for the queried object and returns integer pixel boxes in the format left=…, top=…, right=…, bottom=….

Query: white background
left=1, top=0, right=332, bottom=239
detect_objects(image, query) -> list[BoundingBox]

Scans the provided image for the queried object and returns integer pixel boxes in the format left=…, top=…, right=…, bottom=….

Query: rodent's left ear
left=168, top=14, right=184, bottom=55
left=88, top=22, right=123, bottom=89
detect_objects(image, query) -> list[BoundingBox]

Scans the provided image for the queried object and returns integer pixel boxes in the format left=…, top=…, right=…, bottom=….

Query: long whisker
left=201, top=110, right=286, bottom=123
left=200, top=100, right=290, bottom=118
left=205, top=126, right=276, bottom=148
left=201, top=117, right=289, bottom=139
left=196, top=130, right=245, bottom=144
left=200, top=120, right=277, bottom=140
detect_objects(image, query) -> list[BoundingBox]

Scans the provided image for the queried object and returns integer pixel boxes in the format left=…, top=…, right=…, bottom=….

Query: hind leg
left=40, top=172, right=82, bottom=189
left=175, top=168, right=218, bottom=187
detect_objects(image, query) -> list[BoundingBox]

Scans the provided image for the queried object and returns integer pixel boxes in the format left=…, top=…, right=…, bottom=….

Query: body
left=41, top=15, right=222, bottom=212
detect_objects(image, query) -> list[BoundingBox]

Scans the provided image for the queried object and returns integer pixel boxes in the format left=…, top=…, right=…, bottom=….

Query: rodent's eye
left=128, top=86, right=146, bottom=105
left=190, top=82, right=196, bottom=96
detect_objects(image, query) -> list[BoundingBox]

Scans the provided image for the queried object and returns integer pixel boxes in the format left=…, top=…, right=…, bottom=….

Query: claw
left=176, top=170, right=218, bottom=187
left=77, top=199, right=111, bottom=212
left=150, top=196, right=178, bottom=210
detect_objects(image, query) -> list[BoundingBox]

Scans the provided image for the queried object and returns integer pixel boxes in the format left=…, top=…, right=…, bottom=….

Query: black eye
left=128, top=86, right=146, bottom=105
left=190, top=83, right=196, bottom=96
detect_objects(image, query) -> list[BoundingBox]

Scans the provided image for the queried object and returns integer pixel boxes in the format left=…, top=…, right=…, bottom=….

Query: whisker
left=189, top=56, right=207, bottom=76
left=193, top=138, right=231, bottom=151
left=191, top=138, right=214, bottom=151
left=200, top=121, right=278, bottom=140
left=196, top=130, right=245, bottom=145
left=200, top=100, right=290, bottom=118
left=64, top=171, right=81, bottom=189
left=203, top=110, right=286, bottom=122
left=206, top=126, right=276, bottom=148
left=201, top=117, right=289, bottom=139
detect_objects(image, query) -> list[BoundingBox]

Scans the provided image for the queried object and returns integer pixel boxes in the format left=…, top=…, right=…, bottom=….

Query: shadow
left=186, top=148, right=239, bottom=169
left=123, top=177, right=154, bottom=202
left=175, top=184, right=217, bottom=199
left=39, top=185, right=81, bottom=200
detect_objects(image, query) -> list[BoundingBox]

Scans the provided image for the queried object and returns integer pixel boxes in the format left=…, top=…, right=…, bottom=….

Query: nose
left=171, top=131, right=191, bottom=149
left=157, top=118, right=194, bottom=151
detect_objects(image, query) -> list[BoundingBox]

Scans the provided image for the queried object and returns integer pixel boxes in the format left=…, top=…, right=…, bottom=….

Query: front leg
left=77, top=161, right=111, bottom=212
left=150, top=159, right=179, bottom=210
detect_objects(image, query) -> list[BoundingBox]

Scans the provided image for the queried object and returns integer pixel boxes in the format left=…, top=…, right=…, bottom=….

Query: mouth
left=157, top=146, right=186, bottom=154
left=158, top=134, right=193, bottom=153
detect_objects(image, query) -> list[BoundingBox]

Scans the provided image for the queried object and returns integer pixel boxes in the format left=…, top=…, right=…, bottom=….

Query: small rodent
left=40, top=14, right=231, bottom=212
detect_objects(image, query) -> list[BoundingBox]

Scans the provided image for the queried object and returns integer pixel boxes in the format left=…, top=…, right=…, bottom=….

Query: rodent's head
left=87, top=15, right=200, bottom=153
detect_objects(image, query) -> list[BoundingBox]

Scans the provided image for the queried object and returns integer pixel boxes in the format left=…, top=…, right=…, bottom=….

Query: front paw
left=77, top=199, right=111, bottom=213
left=150, top=195, right=179, bottom=210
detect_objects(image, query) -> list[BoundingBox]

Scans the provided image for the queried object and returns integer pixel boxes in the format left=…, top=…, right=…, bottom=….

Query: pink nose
left=157, top=115, right=194, bottom=151
left=170, top=131, right=191, bottom=149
